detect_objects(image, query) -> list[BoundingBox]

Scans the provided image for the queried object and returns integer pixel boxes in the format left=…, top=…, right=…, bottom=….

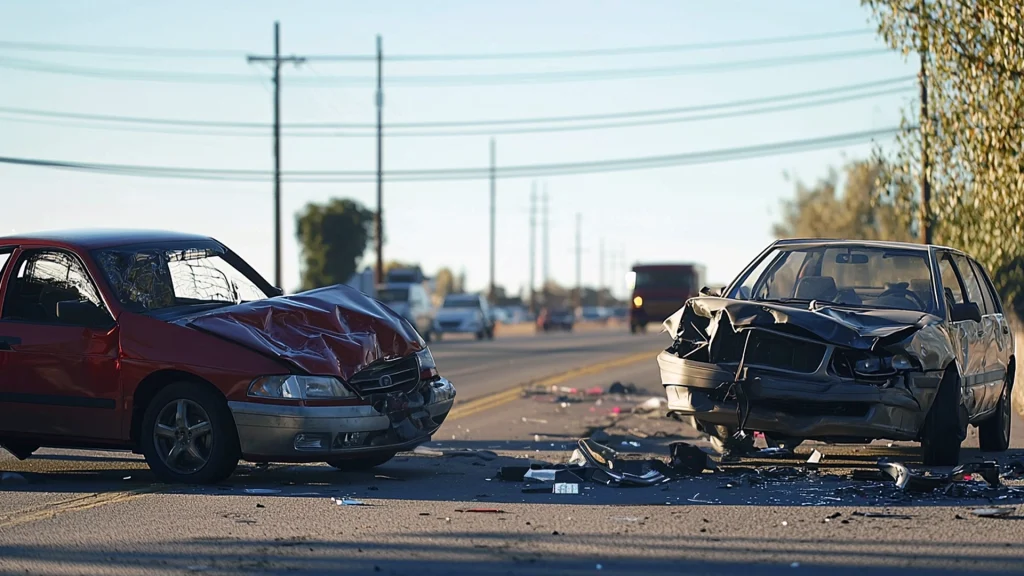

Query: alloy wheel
left=152, top=398, right=214, bottom=475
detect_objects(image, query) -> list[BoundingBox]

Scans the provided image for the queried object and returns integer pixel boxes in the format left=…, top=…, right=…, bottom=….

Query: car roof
left=0, top=228, right=217, bottom=250
left=770, top=238, right=959, bottom=252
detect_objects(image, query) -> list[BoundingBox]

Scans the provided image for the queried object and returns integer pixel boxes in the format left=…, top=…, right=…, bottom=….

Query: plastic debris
left=754, top=447, right=792, bottom=458
left=971, top=507, right=1015, bottom=518
left=553, top=483, right=580, bottom=494
left=521, top=417, right=549, bottom=424
left=413, top=446, right=498, bottom=460
left=333, top=497, right=369, bottom=506
left=805, top=450, right=824, bottom=469
left=608, top=382, right=638, bottom=395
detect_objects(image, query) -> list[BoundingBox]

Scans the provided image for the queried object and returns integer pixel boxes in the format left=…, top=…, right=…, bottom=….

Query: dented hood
left=665, top=296, right=939, bottom=350
left=176, top=284, right=424, bottom=380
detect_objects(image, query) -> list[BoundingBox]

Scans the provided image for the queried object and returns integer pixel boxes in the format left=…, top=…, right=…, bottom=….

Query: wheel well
left=129, top=370, right=227, bottom=444
left=1007, top=356, right=1016, bottom=389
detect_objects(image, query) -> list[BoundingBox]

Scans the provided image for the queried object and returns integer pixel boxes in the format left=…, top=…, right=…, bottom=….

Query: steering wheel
left=878, top=283, right=927, bottom=310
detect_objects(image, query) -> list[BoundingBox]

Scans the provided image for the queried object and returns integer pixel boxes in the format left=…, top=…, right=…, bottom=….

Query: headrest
left=795, top=276, right=838, bottom=301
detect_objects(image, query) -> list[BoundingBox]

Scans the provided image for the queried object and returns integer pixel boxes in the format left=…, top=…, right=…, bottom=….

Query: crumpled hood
left=665, top=296, right=940, bottom=351
left=176, top=284, right=424, bottom=381
left=436, top=308, right=480, bottom=322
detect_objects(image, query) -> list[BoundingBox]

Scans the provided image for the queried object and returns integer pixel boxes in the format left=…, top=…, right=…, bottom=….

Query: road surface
left=1, top=326, right=1023, bottom=575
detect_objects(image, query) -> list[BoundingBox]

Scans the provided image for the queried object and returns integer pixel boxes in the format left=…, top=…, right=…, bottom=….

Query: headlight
left=248, top=375, right=356, bottom=400
left=633, top=296, right=643, bottom=308
left=416, top=348, right=438, bottom=380
left=854, top=354, right=914, bottom=374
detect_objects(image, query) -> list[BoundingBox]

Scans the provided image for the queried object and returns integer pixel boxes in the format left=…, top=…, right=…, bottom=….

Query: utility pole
left=542, top=184, right=549, bottom=296
left=575, top=213, right=582, bottom=309
left=598, top=237, right=605, bottom=307
left=918, top=22, right=932, bottom=245
left=247, top=21, right=305, bottom=290
left=488, top=138, right=496, bottom=303
left=375, top=35, right=385, bottom=284
left=529, top=181, right=537, bottom=314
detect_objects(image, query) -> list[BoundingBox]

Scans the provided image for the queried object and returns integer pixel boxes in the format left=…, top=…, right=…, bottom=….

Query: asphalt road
left=2, top=327, right=1023, bottom=575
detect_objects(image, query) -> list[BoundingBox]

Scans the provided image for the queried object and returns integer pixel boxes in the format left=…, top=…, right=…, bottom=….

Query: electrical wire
left=0, top=29, right=874, bottom=61
left=0, top=84, right=913, bottom=138
left=0, top=76, right=914, bottom=133
left=0, top=48, right=891, bottom=87
left=0, top=126, right=905, bottom=183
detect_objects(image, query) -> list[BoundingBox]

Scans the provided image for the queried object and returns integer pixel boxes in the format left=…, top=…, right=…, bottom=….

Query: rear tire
left=140, top=382, right=239, bottom=485
left=920, top=368, right=964, bottom=466
left=326, top=452, right=397, bottom=471
left=979, top=370, right=1013, bottom=452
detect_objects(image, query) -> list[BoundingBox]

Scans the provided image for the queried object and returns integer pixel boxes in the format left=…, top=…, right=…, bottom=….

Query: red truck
left=628, top=263, right=705, bottom=333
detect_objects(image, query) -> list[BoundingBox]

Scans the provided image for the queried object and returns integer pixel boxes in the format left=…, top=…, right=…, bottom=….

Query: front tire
left=920, top=368, right=964, bottom=466
left=140, top=382, right=239, bottom=484
left=326, top=452, right=397, bottom=471
left=979, top=370, right=1013, bottom=452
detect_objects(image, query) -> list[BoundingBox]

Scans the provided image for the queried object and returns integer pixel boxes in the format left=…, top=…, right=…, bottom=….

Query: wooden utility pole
left=247, top=21, right=305, bottom=290
left=529, top=181, right=537, bottom=314
left=375, top=35, right=385, bottom=284
left=919, top=12, right=932, bottom=245
left=488, top=138, right=496, bottom=302
left=575, top=213, right=582, bottom=309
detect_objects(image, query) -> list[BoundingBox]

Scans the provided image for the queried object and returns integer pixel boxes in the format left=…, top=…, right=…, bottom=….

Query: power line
left=0, top=126, right=905, bottom=183
left=0, top=29, right=874, bottom=62
left=0, top=48, right=891, bottom=87
left=304, top=29, right=877, bottom=62
left=0, top=77, right=915, bottom=138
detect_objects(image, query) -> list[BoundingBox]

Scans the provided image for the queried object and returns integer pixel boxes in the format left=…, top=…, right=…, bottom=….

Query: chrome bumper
left=228, top=377, right=456, bottom=461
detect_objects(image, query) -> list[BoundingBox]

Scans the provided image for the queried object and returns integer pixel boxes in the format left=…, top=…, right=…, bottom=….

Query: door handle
left=0, top=335, right=22, bottom=350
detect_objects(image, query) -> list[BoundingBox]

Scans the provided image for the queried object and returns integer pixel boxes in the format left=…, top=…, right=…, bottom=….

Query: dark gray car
left=659, top=239, right=1015, bottom=465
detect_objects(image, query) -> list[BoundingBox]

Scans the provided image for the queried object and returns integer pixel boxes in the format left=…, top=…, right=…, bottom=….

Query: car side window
left=951, top=254, right=986, bottom=311
left=964, top=260, right=995, bottom=315
left=938, top=254, right=966, bottom=306
left=971, top=259, right=1003, bottom=315
left=1, top=250, right=108, bottom=325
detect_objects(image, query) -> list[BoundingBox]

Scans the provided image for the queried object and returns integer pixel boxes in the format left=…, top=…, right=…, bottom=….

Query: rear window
left=631, top=268, right=696, bottom=291
left=377, top=287, right=409, bottom=302
left=443, top=296, right=479, bottom=308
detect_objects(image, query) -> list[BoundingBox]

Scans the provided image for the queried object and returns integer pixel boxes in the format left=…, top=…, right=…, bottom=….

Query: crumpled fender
left=176, top=284, right=424, bottom=381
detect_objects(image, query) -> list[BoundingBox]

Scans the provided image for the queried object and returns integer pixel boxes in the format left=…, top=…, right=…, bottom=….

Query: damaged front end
left=179, top=284, right=456, bottom=462
left=659, top=297, right=952, bottom=444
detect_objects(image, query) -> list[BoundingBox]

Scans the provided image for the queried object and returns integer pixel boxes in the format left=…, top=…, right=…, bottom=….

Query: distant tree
left=384, top=261, right=417, bottom=274
left=773, top=159, right=914, bottom=242
left=434, top=267, right=455, bottom=298
left=295, top=198, right=375, bottom=291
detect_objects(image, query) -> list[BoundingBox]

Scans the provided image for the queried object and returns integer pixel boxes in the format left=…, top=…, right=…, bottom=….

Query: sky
left=0, top=0, right=918, bottom=297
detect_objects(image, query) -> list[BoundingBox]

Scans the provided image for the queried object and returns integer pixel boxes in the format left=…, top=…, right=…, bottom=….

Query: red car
left=0, top=229, right=455, bottom=484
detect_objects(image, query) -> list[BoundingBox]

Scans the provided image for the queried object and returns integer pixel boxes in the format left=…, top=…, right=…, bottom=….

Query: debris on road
left=0, top=472, right=28, bottom=485
left=333, top=497, right=370, bottom=506
left=413, top=446, right=498, bottom=461
left=971, top=507, right=1016, bottom=518
left=244, top=488, right=281, bottom=495
left=553, top=483, right=580, bottom=494
left=608, top=382, right=638, bottom=395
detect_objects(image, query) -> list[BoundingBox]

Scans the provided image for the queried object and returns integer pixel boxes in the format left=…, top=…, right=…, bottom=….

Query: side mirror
left=699, top=286, right=723, bottom=297
left=949, top=302, right=982, bottom=323
left=56, top=300, right=114, bottom=329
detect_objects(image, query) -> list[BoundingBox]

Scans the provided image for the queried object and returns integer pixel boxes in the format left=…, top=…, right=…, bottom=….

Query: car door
left=0, top=247, right=121, bottom=440
left=950, top=253, right=1003, bottom=416
left=937, top=252, right=985, bottom=417
left=969, top=258, right=1012, bottom=412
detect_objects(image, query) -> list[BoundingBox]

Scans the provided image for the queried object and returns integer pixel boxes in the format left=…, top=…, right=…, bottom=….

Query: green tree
left=773, top=159, right=914, bottom=241
left=863, top=0, right=1024, bottom=308
left=434, top=267, right=455, bottom=298
left=295, top=198, right=375, bottom=291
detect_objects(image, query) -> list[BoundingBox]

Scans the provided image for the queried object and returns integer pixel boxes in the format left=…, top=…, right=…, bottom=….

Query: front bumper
left=658, top=351, right=941, bottom=441
left=229, top=377, right=456, bottom=462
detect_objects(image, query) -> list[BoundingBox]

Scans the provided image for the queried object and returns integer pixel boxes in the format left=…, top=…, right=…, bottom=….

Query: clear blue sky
left=0, top=0, right=916, bottom=296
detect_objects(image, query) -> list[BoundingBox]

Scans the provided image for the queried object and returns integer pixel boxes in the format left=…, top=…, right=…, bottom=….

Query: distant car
left=659, top=238, right=1014, bottom=465
left=0, top=229, right=455, bottom=484
left=579, top=306, right=606, bottom=323
left=375, top=283, right=435, bottom=342
left=538, top=307, right=575, bottom=332
left=432, top=293, right=495, bottom=340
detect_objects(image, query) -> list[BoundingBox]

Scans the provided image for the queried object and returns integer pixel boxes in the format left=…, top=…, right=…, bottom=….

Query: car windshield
left=443, top=296, right=479, bottom=308
left=93, top=245, right=270, bottom=314
left=377, top=287, right=409, bottom=302
left=729, top=245, right=937, bottom=313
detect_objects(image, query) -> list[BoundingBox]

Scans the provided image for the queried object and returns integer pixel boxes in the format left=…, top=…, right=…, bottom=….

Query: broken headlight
left=248, top=375, right=356, bottom=400
left=854, top=354, right=913, bottom=375
left=416, top=348, right=439, bottom=380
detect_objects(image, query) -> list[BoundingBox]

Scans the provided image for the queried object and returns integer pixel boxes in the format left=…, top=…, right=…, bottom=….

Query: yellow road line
left=447, top=348, right=659, bottom=421
left=0, top=485, right=163, bottom=530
